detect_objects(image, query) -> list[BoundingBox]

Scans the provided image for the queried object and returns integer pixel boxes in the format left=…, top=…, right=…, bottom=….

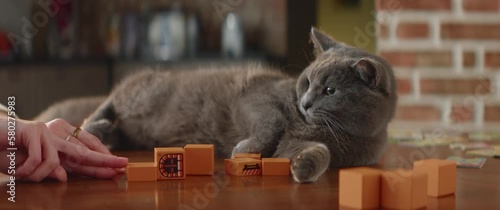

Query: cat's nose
left=302, top=101, right=313, bottom=111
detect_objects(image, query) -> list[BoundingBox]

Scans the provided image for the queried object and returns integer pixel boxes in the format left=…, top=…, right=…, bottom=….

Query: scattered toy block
left=154, top=147, right=186, bottom=180
left=261, top=158, right=290, bottom=176
left=225, top=158, right=262, bottom=176
left=234, top=153, right=261, bottom=160
left=413, top=159, right=456, bottom=197
left=127, top=162, right=157, bottom=181
left=339, top=167, right=382, bottom=209
left=381, top=169, right=428, bottom=210
left=184, top=144, right=214, bottom=175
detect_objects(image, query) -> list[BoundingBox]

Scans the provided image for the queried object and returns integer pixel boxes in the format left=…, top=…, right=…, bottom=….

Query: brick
left=396, top=23, right=429, bottom=39
left=441, top=24, right=500, bottom=40
left=225, top=158, right=262, bottom=176
left=184, top=144, right=214, bottom=175
left=397, top=78, right=412, bottom=94
left=485, top=105, right=500, bottom=122
left=234, top=153, right=261, bottom=160
left=451, top=103, right=475, bottom=122
left=377, top=0, right=451, bottom=11
left=463, top=52, right=476, bottom=67
left=339, top=167, right=382, bottom=209
left=378, top=23, right=389, bottom=39
left=463, top=0, right=499, bottom=12
left=127, top=162, right=157, bottom=181
left=420, top=79, right=491, bottom=94
left=485, top=52, right=500, bottom=68
left=394, top=105, right=441, bottom=121
left=155, top=147, right=186, bottom=180
left=414, top=159, right=456, bottom=197
left=381, top=169, right=428, bottom=210
left=262, top=158, right=290, bottom=176
left=380, top=51, right=452, bottom=67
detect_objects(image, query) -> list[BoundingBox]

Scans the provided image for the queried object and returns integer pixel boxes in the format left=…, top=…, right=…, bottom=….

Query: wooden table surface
left=1, top=144, right=499, bottom=210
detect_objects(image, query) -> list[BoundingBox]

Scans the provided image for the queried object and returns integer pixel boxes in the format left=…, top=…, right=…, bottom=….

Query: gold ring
left=72, top=127, right=82, bottom=138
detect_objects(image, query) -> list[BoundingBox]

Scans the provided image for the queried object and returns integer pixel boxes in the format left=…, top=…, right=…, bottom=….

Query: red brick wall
left=376, top=0, right=500, bottom=131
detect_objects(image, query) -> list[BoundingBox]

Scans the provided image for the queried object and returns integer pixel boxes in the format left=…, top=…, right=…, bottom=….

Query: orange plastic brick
left=233, top=153, right=261, bottom=160
left=127, top=162, right=157, bottom=181
left=414, top=159, right=456, bottom=197
left=339, top=167, right=382, bottom=209
left=224, top=158, right=262, bottom=176
left=381, top=169, right=428, bottom=210
left=262, top=158, right=290, bottom=176
left=184, top=144, right=214, bottom=175
left=154, top=147, right=186, bottom=180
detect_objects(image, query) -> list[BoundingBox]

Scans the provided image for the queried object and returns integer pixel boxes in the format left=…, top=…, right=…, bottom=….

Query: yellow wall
left=317, top=0, right=376, bottom=53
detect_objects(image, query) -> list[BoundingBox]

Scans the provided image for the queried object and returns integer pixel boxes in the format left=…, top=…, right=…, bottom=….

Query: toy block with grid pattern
left=184, top=144, right=214, bottom=175
left=261, top=158, right=290, bottom=176
left=339, top=167, right=382, bottom=209
left=127, top=162, right=157, bottom=181
left=413, top=159, right=456, bottom=197
left=224, top=158, right=262, bottom=176
left=155, top=147, right=185, bottom=180
left=381, top=169, right=428, bottom=210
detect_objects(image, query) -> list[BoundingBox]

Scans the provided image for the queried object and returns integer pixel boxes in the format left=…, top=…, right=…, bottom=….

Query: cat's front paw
left=82, top=119, right=115, bottom=141
left=231, top=139, right=252, bottom=158
left=291, top=143, right=330, bottom=183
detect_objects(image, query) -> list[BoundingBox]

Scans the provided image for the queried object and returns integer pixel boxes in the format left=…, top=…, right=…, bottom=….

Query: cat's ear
left=353, top=58, right=391, bottom=94
left=311, top=27, right=339, bottom=55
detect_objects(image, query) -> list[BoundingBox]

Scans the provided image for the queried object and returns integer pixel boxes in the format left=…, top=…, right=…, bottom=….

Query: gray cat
left=82, top=28, right=397, bottom=183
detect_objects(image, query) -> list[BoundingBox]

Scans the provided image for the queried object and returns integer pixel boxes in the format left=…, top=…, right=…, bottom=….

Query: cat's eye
left=324, top=87, right=335, bottom=95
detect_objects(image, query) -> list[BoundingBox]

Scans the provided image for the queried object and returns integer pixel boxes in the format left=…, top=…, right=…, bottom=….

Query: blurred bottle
left=149, top=3, right=186, bottom=61
left=222, top=13, right=244, bottom=59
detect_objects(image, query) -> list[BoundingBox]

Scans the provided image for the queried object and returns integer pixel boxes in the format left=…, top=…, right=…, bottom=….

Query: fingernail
left=115, top=168, right=126, bottom=173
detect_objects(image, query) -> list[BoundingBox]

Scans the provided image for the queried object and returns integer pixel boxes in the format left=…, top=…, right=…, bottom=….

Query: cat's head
left=296, top=28, right=397, bottom=136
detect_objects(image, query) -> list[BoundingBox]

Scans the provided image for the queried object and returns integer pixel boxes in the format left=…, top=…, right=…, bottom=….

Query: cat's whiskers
left=316, top=111, right=347, bottom=153
left=317, top=110, right=351, bottom=151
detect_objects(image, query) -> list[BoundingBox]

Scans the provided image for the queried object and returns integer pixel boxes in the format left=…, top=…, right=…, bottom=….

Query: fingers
left=24, top=132, right=62, bottom=182
left=16, top=122, right=44, bottom=177
left=57, top=140, right=128, bottom=169
left=47, top=118, right=111, bottom=155
left=63, top=165, right=119, bottom=179
left=48, top=166, right=68, bottom=182
left=75, top=129, right=112, bottom=155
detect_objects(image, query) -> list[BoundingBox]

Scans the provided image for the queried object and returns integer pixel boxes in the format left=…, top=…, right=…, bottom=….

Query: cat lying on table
left=39, top=28, right=397, bottom=183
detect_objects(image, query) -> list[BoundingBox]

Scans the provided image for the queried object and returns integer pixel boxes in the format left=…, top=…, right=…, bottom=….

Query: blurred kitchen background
left=0, top=0, right=499, bottom=132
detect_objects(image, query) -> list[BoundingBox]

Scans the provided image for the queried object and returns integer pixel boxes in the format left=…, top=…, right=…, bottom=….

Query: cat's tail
left=34, top=96, right=107, bottom=127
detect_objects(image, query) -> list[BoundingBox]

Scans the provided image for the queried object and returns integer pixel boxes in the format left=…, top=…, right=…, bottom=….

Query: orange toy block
left=127, top=162, right=157, bottom=181
left=184, top=144, right=214, bottom=175
left=262, top=158, right=290, bottom=176
left=339, top=167, right=382, bottom=209
left=154, top=147, right=186, bottom=180
left=233, top=153, right=261, bottom=160
left=413, top=159, right=456, bottom=197
left=381, top=169, right=428, bottom=210
left=224, top=158, right=262, bottom=176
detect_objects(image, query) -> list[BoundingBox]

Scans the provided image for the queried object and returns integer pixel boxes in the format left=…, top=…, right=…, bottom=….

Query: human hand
left=0, top=118, right=128, bottom=182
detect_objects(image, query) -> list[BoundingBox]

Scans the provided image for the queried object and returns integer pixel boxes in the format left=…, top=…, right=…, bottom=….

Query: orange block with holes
left=154, top=147, right=185, bottom=180
left=127, top=162, right=157, bottom=181
left=381, top=169, right=428, bottom=210
left=225, top=158, right=262, bottom=176
left=234, top=153, right=261, bottom=160
left=413, top=159, right=456, bottom=197
left=262, top=158, right=290, bottom=176
left=339, top=167, right=382, bottom=209
left=184, top=144, right=214, bottom=175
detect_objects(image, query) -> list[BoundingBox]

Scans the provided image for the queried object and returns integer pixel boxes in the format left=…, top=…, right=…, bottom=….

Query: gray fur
left=82, top=28, right=397, bottom=182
